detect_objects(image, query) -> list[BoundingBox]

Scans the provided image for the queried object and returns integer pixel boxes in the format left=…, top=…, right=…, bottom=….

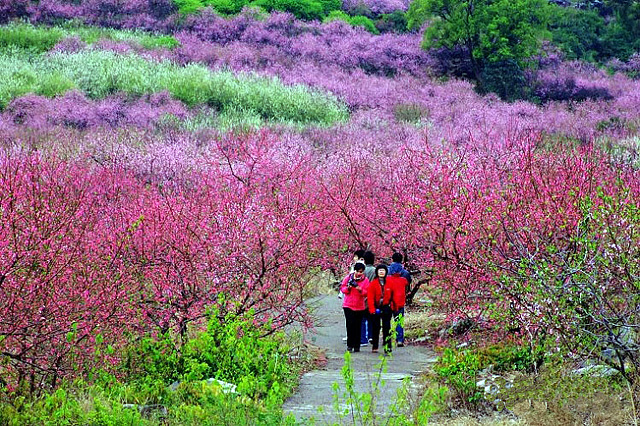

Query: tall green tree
left=409, top=0, right=552, bottom=80
left=601, top=0, right=640, bottom=58
left=605, top=0, right=640, bottom=35
left=548, top=5, right=606, bottom=62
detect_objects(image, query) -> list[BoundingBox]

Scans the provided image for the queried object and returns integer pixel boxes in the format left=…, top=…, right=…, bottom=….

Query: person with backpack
left=389, top=253, right=410, bottom=347
left=340, top=262, right=370, bottom=353
left=367, top=264, right=394, bottom=353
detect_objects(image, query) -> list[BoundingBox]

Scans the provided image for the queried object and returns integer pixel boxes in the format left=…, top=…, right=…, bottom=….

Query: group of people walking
left=340, top=250, right=411, bottom=354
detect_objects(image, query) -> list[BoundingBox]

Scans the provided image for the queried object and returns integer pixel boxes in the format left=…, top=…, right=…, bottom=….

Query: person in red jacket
left=368, top=264, right=394, bottom=354
left=340, top=262, right=369, bottom=353
left=388, top=261, right=409, bottom=347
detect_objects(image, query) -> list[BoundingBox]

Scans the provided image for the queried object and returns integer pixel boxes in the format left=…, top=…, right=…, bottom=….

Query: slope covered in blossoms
left=0, top=2, right=639, bottom=404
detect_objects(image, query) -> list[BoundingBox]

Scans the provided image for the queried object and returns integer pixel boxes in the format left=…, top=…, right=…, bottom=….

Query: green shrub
left=174, top=0, right=205, bottom=14
left=324, top=9, right=350, bottom=22
left=0, top=22, right=65, bottom=53
left=0, top=22, right=180, bottom=52
left=324, top=11, right=379, bottom=34
left=127, top=308, right=298, bottom=403
left=317, top=0, right=341, bottom=15
left=35, top=72, right=77, bottom=98
left=203, top=0, right=243, bottom=14
left=215, top=106, right=265, bottom=131
left=375, top=10, right=408, bottom=33
left=170, top=384, right=294, bottom=425
left=185, top=309, right=294, bottom=401
left=0, top=53, right=38, bottom=109
left=0, top=373, right=294, bottom=425
left=162, top=63, right=213, bottom=106
left=251, top=0, right=324, bottom=21
left=0, top=385, right=150, bottom=426
left=347, top=15, right=379, bottom=34
left=138, top=35, right=180, bottom=49
left=178, top=0, right=341, bottom=18
left=0, top=50, right=348, bottom=125
left=600, top=22, right=639, bottom=62
left=75, top=27, right=179, bottom=49
left=433, top=348, right=484, bottom=404
left=477, top=343, right=543, bottom=373
left=0, top=309, right=299, bottom=424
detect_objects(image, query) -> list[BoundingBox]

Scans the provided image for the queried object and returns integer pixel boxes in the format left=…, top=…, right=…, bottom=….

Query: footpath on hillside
left=283, top=295, right=438, bottom=424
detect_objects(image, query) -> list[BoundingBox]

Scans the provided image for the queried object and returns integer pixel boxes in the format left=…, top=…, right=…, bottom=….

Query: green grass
left=0, top=21, right=179, bottom=54
left=0, top=50, right=349, bottom=126
left=0, top=22, right=66, bottom=52
left=0, top=379, right=297, bottom=426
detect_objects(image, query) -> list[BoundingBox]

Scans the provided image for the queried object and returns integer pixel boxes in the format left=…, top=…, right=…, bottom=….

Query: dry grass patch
left=497, top=362, right=635, bottom=426
left=431, top=415, right=525, bottom=425
left=509, top=391, right=633, bottom=426
left=404, top=308, right=447, bottom=342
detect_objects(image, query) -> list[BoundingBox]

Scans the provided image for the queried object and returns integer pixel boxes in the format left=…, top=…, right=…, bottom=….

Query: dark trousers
left=343, top=307, right=364, bottom=351
left=361, top=311, right=370, bottom=344
left=394, top=307, right=405, bottom=343
left=370, top=306, right=393, bottom=352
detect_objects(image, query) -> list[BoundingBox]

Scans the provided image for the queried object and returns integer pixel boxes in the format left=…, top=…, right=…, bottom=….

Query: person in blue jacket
left=389, top=252, right=411, bottom=347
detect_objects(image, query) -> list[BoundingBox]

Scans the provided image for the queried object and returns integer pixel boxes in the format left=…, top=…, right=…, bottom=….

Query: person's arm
left=368, top=280, right=376, bottom=314
left=340, top=275, right=351, bottom=294
left=399, top=277, right=408, bottom=306
left=389, top=278, right=397, bottom=311
left=402, top=268, right=412, bottom=285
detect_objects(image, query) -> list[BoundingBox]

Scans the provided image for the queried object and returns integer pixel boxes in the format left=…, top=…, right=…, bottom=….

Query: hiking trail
left=283, top=295, right=438, bottom=424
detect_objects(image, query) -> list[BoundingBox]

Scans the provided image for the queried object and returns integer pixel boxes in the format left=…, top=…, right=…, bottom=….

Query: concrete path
left=283, top=295, right=437, bottom=425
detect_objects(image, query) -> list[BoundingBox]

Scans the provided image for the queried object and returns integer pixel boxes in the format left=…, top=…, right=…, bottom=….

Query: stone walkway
left=283, top=295, right=438, bottom=425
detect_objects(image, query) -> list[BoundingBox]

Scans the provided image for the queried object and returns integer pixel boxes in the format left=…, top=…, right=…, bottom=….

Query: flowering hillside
left=0, top=1, right=639, bottom=423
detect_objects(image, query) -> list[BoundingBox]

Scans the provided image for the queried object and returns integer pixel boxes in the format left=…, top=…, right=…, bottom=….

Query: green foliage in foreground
left=0, top=50, right=349, bottom=125
left=433, top=343, right=543, bottom=406
left=129, top=308, right=296, bottom=400
left=0, top=21, right=179, bottom=54
left=323, top=351, right=448, bottom=425
left=0, top=309, right=299, bottom=426
left=0, top=373, right=294, bottom=426
left=433, top=348, right=484, bottom=405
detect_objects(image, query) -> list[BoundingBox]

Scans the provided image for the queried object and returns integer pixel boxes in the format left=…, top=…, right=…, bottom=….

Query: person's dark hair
left=375, top=263, right=388, bottom=276
left=363, top=251, right=375, bottom=265
left=353, top=262, right=366, bottom=272
left=354, top=249, right=366, bottom=259
left=392, top=252, right=403, bottom=263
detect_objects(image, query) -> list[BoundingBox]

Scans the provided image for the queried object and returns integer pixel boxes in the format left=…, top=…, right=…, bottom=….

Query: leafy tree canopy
left=409, top=0, right=552, bottom=79
left=548, top=5, right=606, bottom=61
